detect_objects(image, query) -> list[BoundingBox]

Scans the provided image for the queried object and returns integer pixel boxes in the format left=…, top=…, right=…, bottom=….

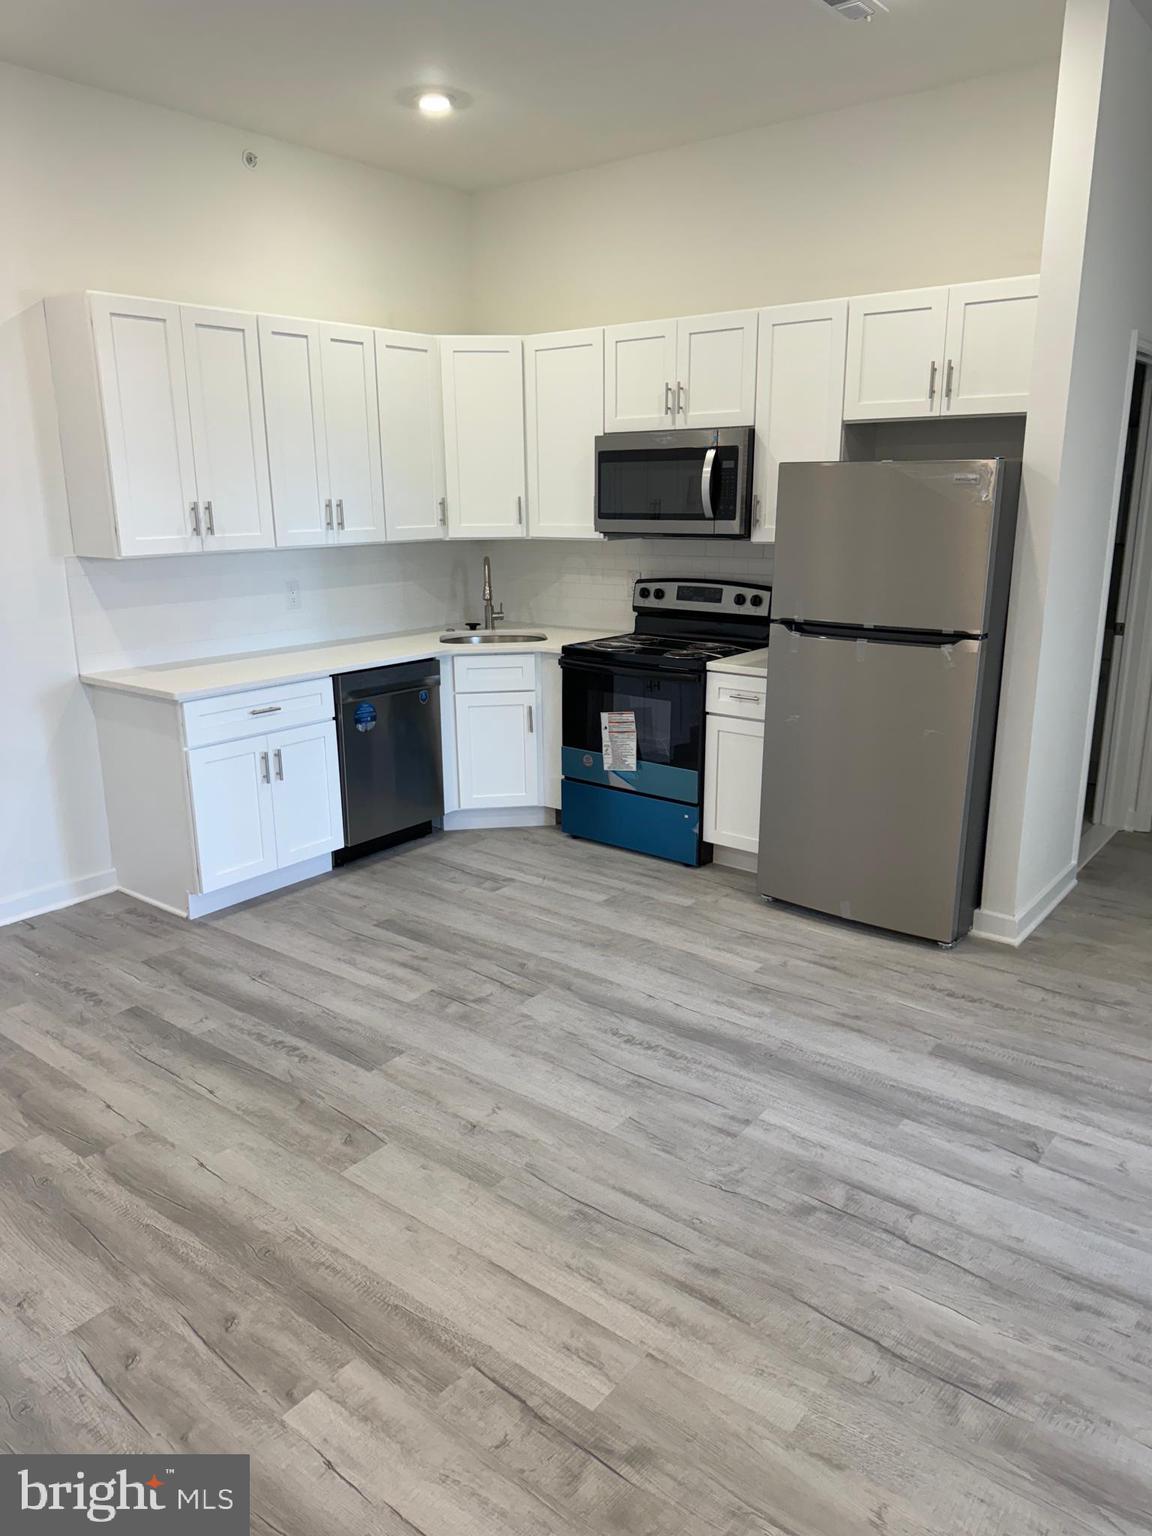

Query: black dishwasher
left=333, top=661, right=443, bottom=863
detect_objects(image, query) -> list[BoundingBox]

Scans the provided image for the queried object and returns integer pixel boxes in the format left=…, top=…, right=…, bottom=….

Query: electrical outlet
left=286, top=580, right=301, bottom=611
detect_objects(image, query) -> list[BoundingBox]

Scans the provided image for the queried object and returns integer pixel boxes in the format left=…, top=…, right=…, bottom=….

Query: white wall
left=979, top=0, right=1152, bottom=940
left=469, top=67, right=1058, bottom=333
left=0, top=61, right=471, bottom=923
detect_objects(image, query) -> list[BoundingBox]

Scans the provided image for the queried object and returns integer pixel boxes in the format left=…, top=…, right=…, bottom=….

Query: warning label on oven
left=601, top=711, right=637, bottom=772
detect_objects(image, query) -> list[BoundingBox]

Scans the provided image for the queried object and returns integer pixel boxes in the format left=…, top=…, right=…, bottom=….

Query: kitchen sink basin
left=439, top=631, right=548, bottom=644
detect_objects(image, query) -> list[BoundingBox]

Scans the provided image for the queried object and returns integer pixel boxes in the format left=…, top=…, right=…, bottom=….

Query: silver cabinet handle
left=928, top=360, right=938, bottom=402
left=204, top=499, right=216, bottom=536
left=438, top=496, right=447, bottom=527
left=944, top=359, right=955, bottom=405
left=526, top=704, right=534, bottom=734
left=190, top=501, right=201, bottom=536
left=664, top=381, right=673, bottom=417
left=516, top=495, right=523, bottom=525
left=260, top=751, right=270, bottom=783
left=677, top=380, right=685, bottom=417
left=273, top=747, right=284, bottom=780
left=324, top=498, right=334, bottom=530
left=249, top=705, right=282, bottom=716
left=336, top=498, right=345, bottom=531
left=700, top=446, right=716, bottom=520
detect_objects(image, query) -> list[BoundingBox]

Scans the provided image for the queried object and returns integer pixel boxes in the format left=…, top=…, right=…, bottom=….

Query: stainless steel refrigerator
left=758, top=459, right=1020, bottom=946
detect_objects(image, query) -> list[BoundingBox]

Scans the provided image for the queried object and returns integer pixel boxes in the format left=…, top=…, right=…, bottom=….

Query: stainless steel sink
left=439, top=631, right=548, bottom=645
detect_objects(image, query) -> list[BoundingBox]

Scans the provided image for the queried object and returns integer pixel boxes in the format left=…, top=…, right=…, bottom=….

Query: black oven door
left=560, top=658, right=704, bottom=804
left=594, top=428, right=752, bottom=538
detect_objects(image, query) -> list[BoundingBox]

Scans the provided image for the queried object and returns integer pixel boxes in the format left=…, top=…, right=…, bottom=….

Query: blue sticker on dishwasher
left=419, top=689, right=430, bottom=704
left=354, top=701, right=377, bottom=732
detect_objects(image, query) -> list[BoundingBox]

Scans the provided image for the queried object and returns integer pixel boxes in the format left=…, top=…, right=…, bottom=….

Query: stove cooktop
left=575, top=633, right=754, bottom=662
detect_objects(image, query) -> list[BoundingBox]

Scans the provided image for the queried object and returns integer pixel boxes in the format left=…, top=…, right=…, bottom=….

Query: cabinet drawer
left=706, top=673, right=766, bottom=722
left=453, top=652, right=537, bottom=694
left=183, top=678, right=334, bottom=748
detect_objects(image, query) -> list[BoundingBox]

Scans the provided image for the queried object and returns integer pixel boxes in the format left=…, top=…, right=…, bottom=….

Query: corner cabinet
left=843, top=277, right=1038, bottom=422
left=440, top=336, right=527, bottom=539
left=452, top=652, right=541, bottom=810
left=525, top=329, right=604, bottom=539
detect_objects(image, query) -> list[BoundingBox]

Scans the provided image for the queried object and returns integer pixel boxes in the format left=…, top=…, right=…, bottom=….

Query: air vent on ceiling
left=820, top=0, right=886, bottom=19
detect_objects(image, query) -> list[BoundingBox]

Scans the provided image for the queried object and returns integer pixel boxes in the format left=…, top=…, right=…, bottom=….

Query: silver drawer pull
left=726, top=691, right=762, bottom=702
left=249, top=705, right=283, bottom=716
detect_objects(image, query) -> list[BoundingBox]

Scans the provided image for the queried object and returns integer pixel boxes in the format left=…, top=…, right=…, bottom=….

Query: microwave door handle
left=700, top=447, right=717, bottom=520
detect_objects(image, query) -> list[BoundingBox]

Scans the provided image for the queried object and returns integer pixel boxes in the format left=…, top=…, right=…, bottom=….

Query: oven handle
left=559, top=657, right=701, bottom=683
left=700, top=446, right=717, bottom=520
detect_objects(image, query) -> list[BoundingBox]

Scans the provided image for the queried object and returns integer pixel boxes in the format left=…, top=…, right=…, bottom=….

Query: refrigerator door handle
left=700, top=447, right=717, bottom=520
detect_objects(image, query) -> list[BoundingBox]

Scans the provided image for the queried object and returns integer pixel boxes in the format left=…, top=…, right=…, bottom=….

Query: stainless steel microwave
left=594, top=427, right=754, bottom=538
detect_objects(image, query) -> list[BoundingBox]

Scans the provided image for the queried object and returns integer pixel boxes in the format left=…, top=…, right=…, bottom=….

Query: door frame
left=1080, top=332, right=1152, bottom=860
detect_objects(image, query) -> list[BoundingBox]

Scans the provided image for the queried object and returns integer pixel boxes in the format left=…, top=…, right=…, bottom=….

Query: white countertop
left=707, top=647, right=769, bottom=678
left=81, top=625, right=616, bottom=703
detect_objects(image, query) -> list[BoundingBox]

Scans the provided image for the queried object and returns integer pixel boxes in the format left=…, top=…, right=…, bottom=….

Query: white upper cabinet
left=376, top=330, right=447, bottom=542
left=752, top=300, right=848, bottom=544
left=525, top=328, right=604, bottom=540
left=181, top=305, right=275, bottom=552
left=675, top=311, right=758, bottom=428
left=440, top=336, right=527, bottom=539
left=603, top=320, right=678, bottom=432
left=942, top=277, right=1039, bottom=417
left=843, top=287, right=950, bottom=422
left=259, top=315, right=332, bottom=547
left=318, top=322, right=386, bottom=544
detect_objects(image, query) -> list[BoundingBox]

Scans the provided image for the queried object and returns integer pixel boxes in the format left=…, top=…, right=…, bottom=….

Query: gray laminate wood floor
left=2, top=827, right=1151, bottom=1535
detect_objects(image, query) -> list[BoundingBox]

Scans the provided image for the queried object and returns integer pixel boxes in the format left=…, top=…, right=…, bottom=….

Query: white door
left=455, top=692, right=539, bottom=809
left=676, top=311, right=758, bottom=428
left=440, top=336, right=527, bottom=539
left=752, top=300, right=848, bottom=544
left=259, top=315, right=331, bottom=547
left=187, top=736, right=278, bottom=892
left=89, top=293, right=200, bottom=556
left=319, top=323, right=386, bottom=544
left=180, top=305, right=275, bottom=552
left=843, top=288, right=950, bottom=422
left=703, top=715, right=764, bottom=854
left=943, top=277, right=1039, bottom=417
left=525, top=328, right=604, bottom=539
left=603, top=320, right=678, bottom=432
left=376, top=329, right=446, bottom=542
left=268, top=721, right=344, bottom=865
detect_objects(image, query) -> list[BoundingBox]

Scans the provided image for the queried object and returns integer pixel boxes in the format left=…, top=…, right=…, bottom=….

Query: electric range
left=559, top=577, right=772, bottom=866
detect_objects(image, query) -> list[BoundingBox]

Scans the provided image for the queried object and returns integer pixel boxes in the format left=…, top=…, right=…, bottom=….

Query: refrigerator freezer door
left=773, top=461, right=1003, bottom=635
left=759, top=632, right=984, bottom=943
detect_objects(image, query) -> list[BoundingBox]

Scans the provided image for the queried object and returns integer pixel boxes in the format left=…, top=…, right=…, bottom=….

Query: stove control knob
left=653, top=587, right=666, bottom=600
left=750, top=594, right=764, bottom=608
left=733, top=593, right=747, bottom=607
left=638, top=586, right=651, bottom=599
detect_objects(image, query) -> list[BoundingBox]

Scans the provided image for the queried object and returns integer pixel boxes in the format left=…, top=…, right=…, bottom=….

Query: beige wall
left=469, top=67, right=1058, bottom=334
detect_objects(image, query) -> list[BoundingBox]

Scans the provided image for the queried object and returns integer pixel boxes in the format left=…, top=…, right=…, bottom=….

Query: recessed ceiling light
left=397, top=86, right=472, bottom=117
left=418, top=91, right=454, bottom=117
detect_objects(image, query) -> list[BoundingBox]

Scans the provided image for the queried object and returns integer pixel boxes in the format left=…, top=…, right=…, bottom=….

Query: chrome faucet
left=481, top=555, right=505, bottom=629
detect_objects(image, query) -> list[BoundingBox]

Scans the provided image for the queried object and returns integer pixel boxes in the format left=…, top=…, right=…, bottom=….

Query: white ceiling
left=0, top=0, right=1065, bottom=191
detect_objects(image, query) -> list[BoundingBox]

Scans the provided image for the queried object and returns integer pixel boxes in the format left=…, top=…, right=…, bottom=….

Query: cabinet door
left=603, top=320, right=677, bottom=432
left=259, top=315, right=331, bottom=547
left=703, top=714, right=764, bottom=854
left=89, top=293, right=200, bottom=556
left=268, top=721, right=344, bottom=867
left=187, top=736, right=278, bottom=892
left=319, top=323, right=386, bottom=544
left=455, top=692, right=539, bottom=809
left=376, top=329, right=447, bottom=542
left=843, top=288, right=949, bottom=422
left=752, top=301, right=848, bottom=544
left=525, top=328, right=604, bottom=539
left=943, top=276, right=1039, bottom=417
left=440, top=337, right=527, bottom=539
left=180, top=305, right=275, bottom=552
left=676, top=311, right=758, bottom=428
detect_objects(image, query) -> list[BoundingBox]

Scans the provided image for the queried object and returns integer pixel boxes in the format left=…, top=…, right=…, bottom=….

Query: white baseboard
left=442, top=807, right=555, bottom=831
left=712, top=845, right=758, bottom=873
left=185, top=855, right=334, bottom=919
left=0, top=868, right=117, bottom=928
left=971, top=859, right=1078, bottom=946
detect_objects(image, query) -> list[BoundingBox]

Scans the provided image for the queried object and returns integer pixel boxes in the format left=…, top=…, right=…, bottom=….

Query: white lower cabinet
left=703, top=715, right=764, bottom=855
left=454, top=691, right=540, bottom=810
left=187, top=720, right=342, bottom=892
